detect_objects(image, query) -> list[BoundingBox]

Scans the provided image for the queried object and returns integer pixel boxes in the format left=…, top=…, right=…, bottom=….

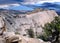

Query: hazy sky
left=0, top=0, right=60, bottom=10
left=0, top=0, right=60, bottom=5
left=0, top=0, right=60, bottom=4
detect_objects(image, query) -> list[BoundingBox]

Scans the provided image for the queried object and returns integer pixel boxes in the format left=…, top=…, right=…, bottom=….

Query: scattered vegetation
left=26, top=16, right=60, bottom=43
left=37, top=35, right=48, bottom=41
left=15, top=31, right=20, bottom=35
left=27, top=29, right=34, bottom=38
left=41, top=16, right=60, bottom=43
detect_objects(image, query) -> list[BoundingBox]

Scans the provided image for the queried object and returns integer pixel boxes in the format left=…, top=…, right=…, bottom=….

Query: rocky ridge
left=0, top=9, right=58, bottom=36
left=0, top=9, right=58, bottom=43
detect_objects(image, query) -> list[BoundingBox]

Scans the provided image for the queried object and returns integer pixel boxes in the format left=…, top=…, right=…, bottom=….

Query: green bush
left=37, top=35, right=48, bottom=41
left=42, top=16, right=60, bottom=43
left=27, top=29, right=34, bottom=38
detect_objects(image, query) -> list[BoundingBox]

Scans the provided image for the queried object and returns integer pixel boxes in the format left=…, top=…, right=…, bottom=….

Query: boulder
left=0, top=36, right=6, bottom=43
left=2, top=32, right=51, bottom=43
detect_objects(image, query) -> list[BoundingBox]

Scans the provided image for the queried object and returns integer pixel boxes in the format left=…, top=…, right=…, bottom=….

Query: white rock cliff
left=0, top=9, right=58, bottom=43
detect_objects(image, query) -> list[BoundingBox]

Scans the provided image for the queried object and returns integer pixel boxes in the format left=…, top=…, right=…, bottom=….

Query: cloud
left=0, top=0, right=60, bottom=9
left=0, top=0, right=23, bottom=4
left=0, top=0, right=54, bottom=5
left=0, top=5, right=9, bottom=8
left=0, top=4, right=20, bottom=9
left=18, top=0, right=60, bottom=5
left=0, top=0, right=60, bottom=5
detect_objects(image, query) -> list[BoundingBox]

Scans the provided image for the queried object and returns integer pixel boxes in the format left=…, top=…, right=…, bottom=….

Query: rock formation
left=0, top=9, right=58, bottom=43
left=0, top=9, right=58, bottom=36
left=10, top=9, right=58, bottom=36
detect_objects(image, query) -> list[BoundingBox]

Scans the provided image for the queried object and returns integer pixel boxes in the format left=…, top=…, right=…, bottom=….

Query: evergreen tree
left=43, top=16, right=60, bottom=43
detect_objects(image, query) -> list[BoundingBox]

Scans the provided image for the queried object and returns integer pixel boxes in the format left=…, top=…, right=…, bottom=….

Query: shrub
left=42, top=16, right=60, bottom=43
left=27, top=29, right=34, bottom=38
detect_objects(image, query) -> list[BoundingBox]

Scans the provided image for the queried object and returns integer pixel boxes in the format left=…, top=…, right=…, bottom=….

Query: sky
left=0, top=0, right=60, bottom=10
left=0, top=0, right=60, bottom=5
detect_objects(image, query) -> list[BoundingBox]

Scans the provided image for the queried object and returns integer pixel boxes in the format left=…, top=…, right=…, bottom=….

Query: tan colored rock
left=0, top=16, right=4, bottom=28
left=14, top=10, right=58, bottom=36
left=2, top=32, right=51, bottom=43
left=0, top=9, right=58, bottom=37
left=0, top=36, right=6, bottom=43
left=0, top=16, right=6, bottom=35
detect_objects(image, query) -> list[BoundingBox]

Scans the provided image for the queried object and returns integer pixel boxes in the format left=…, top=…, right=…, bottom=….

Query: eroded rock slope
left=0, top=9, right=58, bottom=37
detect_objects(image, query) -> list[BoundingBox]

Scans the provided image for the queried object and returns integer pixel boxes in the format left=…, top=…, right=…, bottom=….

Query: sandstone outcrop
left=0, top=9, right=58, bottom=37
left=12, top=10, right=58, bottom=36
left=0, top=9, right=58, bottom=43
left=2, top=32, right=51, bottom=43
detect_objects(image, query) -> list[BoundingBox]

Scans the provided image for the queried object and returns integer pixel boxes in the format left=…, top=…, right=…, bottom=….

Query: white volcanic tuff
left=0, top=13, right=15, bottom=32
left=14, top=17, right=33, bottom=35
left=1, top=32, right=51, bottom=43
left=12, top=10, right=58, bottom=36
left=0, top=17, right=4, bottom=28
left=0, top=9, right=58, bottom=36
left=26, top=10, right=57, bottom=26
left=0, top=16, right=5, bottom=34
left=0, top=14, right=52, bottom=42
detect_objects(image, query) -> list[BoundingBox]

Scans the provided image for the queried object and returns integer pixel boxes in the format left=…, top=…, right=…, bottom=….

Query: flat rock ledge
left=0, top=32, right=51, bottom=43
